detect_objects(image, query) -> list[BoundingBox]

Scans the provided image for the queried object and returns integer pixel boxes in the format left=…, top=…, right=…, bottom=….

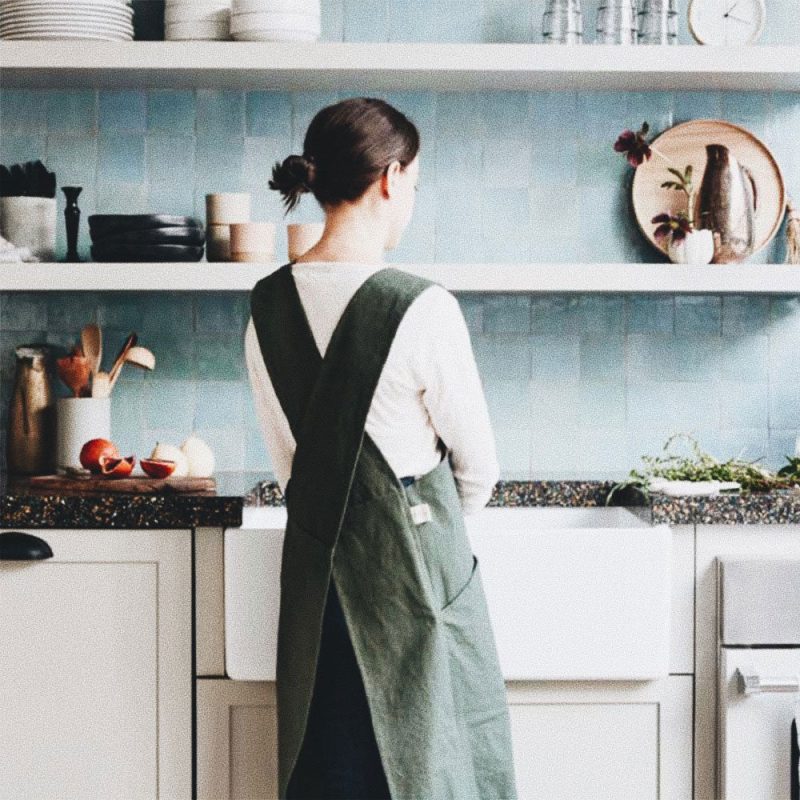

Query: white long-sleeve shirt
left=244, top=261, right=499, bottom=515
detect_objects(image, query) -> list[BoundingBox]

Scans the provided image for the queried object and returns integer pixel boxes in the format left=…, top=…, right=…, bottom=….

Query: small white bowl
left=165, top=7, right=229, bottom=25
left=230, top=11, right=320, bottom=33
left=232, top=0, right=319, bottom=15
left=232, top=27, right=319, bottom=40
left=166, top=19, right=230, bottom=38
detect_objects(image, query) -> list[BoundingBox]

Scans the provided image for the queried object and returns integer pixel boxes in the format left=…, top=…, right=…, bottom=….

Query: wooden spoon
left=107, top=332, right=137, bottom=389
left=80, top=323, right=102, bottom=376
left=107, top=345, right=155, bottom=393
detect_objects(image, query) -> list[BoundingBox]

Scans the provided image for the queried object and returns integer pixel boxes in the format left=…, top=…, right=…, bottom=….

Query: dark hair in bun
left=268, top=96, right=420, bottom=214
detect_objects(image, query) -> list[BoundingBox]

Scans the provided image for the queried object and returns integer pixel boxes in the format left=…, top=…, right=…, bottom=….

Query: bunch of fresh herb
left=606, top=432, right=800, bottom=505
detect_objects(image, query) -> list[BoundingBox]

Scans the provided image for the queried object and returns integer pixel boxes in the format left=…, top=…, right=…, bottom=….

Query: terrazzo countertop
left=246, top=476, right=800, bottom=526
left=2, top=470, right=800, bottom=529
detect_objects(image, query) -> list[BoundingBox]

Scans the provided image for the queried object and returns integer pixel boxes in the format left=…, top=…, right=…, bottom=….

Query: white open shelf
left=2, top=41, right=800, bottom=91
left=2, top=261, right=799, bottom=293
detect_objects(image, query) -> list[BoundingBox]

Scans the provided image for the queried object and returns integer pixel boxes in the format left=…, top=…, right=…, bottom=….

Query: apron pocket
left=441, top=553, right=479, bottom=614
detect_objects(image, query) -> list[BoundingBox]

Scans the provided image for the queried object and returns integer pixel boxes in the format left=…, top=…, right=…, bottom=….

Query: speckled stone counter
left=0, top=469, right=257, bottom=529
left=244, top=475, right=800, bottom=525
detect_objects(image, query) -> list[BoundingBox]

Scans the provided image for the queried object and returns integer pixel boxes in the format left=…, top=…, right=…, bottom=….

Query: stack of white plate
left=0, top=0, right=134, bottom=41
left=230, top=0, right=320, bottom=41
left=165, top=0, right=231, bottom=40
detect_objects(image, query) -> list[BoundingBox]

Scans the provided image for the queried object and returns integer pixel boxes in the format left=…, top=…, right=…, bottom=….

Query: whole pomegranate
left=79, top=438, right=119, bottom=473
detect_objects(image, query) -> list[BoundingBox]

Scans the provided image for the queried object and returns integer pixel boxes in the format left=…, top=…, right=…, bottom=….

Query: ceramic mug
left=287, top=222, right=324, bottom=260
left=0, top=196, right=57, bottom=261
left=230, top=221, right=276, bottom=261
left=56, top=396, right=112, bottom=472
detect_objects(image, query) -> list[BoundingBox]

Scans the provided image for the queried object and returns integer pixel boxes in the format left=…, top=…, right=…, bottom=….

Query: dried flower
left=652, top=211, right=694, bottom=242
left=613, top=121, right=652, bottom=167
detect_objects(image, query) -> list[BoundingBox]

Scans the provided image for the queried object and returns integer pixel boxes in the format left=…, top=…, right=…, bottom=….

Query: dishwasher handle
left=0, top=531, right=54, bottom=560
left=736, top=668, right=800, bottom=695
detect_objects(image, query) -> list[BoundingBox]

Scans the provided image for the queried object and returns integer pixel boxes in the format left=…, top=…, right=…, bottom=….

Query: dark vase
left=61, top=186, right=82, bottom=262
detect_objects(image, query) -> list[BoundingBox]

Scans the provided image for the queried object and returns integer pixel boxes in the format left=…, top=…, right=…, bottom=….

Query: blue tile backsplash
left=1, top=2, right=800, bottom=480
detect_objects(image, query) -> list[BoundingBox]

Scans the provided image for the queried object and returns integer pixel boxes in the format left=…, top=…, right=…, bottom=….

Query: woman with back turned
left=244, top=96, right=518, bottom=800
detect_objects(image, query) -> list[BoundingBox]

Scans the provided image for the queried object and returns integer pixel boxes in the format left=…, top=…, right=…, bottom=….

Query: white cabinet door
left=508, top=676, right=693, bottom=800
left=0, top=528, right=192, bottom=800
left=197, top=679, right=277, bottom=800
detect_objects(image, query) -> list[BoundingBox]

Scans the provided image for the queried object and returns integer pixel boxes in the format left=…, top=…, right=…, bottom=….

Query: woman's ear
left=380, top=160, right=402, bottom=199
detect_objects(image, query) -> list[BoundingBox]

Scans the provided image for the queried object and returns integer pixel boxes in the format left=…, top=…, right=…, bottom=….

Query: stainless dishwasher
left=717, top=557, right=800, bottom=799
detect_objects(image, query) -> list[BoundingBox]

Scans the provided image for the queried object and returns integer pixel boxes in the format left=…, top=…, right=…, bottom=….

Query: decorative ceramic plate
left=631, top=119, right=785, bottom=259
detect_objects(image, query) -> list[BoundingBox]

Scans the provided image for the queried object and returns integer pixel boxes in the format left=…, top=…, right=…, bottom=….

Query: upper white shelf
left=2, top=41, right=800, bottom=91
left=3, top=261, right=800, bottom=293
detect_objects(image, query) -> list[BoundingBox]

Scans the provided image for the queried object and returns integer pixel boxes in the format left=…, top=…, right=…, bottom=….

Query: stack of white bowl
left=165, top=0, right=231, bottom=41
left=230, top=0, right=320, bottom=41
left=0, top=0, right=134, bottom=41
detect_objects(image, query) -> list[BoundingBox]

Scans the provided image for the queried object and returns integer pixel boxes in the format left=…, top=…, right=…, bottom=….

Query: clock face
left=688, top=0, right=766, bottom=45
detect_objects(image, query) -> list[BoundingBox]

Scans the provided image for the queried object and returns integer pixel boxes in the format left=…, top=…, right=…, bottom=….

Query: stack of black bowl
left=88, top=214, right=205, bottom=262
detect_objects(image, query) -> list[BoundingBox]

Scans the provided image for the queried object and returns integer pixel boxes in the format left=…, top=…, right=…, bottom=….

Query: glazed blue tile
left=0, top=89, right=47, bottom=134
left=673, top=335, right=723, bottom=380
left=627, top=295, right=674, bottom=334
left=482, top=294, right=530, bottom=333
left=196, top=381, right=244, bottom=429
left=139, top=293, right=194, bottom=337
left=481, top=91, right=531, bottom=137
left=770, top=382, right=800, bottom=429
left=196, top=334, right=247, bottom=380
left=321, top=0, right=344, bottom=40
left=97, top=133, right=145, bottom=184
left=46, top=90, right=96, bottom=133
left=434, top=135, right=483, bottom=187
left=196, top=90, right=244, bottom=139
left=576, top=187, right=629, bottom=262
left=0, top=293, right=47, bottom=330
left=194, top=135, right=245, bottom=193
left=531, top=236, right=582, bottom=262
left=344, top=0, right=389, bottom=41
left=193, top=427, right=246, bottom=470
left=453, top=294, right=484, bottom=334
left=46, top=292, right=98, bottom=330
left=721, top=92, right=770, bottom=137
left=530, top=295, right=582, bottom=335
left=98, top=294, right=148, bottom=330
left=435, top=92, right=486, bottom=140
left=483, top=379, right=531, bottom=425
left=715, top=428, right=770, bottom=463
left=577, top=382, right=626, bottom=427
left=720, top=335, right=768, bottom=381
left=767, top=431, right=798, bottom=471
left=481, top=189, right=531, bottom=261
left=196, top=294, right=249, bottom=334
left=487, top=135, right=533, bottom=186
left=388, top=0, right=482, bottom=42
left=530, top=334, right=581, bottom=380
left=529, top=91, right=579, bottom=130
left=99, top=91, right=146, bottom=133
left=483, top=0, right=533, bottom=42
left=577, top=138, right=626, bottom=189
left=627, top=382, right=720, bottom=428
left=579, top=335, right=624, bottom=381
left=530, top=128, right=578, bottom=186
left=145, top=135, right=195, bottom=215
left=434, top=188, right=483, bottom=260
left=144, top=379, right=196, bottom=430
left=147, top=90, right=196, bottom=133
left=244, top=430, right=272, bottom=471
left=577, top=294, right=625, bottom=334
left=675, top=295, right=722, bottom=334
left=493, top=425, right=532, bottom=475
left=722, top=294, right=770, bottom=334
left=44, top=135, right=97, bottom=186
left=627, top=92, right=674, bottom=135
left=472, top=334, right=531, bottom=380
left=529, top=379, right=581, bottom=425
left=0, top=133, right=46, bottom=164
left=720, top=383, right=769, bottom=429
left=577, top=91, right=630, bottom=141
left=673, top=91, right=723, bottom=123
left=246, top=91, right=292, bottom=137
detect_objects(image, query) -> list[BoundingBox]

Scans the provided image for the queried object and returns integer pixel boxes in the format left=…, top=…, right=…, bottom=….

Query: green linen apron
left=250, top=262, right=518, bottom=800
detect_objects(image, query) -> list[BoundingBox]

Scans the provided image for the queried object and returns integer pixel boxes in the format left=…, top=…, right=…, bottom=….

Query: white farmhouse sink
left=226, top=506, right=671, bottom=682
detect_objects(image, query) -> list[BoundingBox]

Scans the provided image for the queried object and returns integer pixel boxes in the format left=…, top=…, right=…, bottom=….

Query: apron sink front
left=227, top=506, right=671, bottom=682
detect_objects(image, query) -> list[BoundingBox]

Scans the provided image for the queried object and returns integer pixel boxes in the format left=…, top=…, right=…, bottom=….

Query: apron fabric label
left=409, top=502, right=432, bottom=525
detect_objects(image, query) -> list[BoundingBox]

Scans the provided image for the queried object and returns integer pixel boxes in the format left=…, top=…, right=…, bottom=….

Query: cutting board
left=11, top=473, right=216, bottom=494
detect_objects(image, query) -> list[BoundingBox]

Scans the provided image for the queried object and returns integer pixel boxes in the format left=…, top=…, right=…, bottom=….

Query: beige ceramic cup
left=205, top=193, right=251, bottom=261
left=230, top=222, right=275, bottom=261
left=287, top=222, right=324, bottom=260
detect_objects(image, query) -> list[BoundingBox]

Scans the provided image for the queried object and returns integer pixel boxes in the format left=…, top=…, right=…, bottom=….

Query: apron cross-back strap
left=250, top=262, right=436, bottom=543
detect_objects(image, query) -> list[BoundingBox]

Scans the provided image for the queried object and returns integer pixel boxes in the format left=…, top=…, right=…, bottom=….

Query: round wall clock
left=688, top=0, right=766, bottom=45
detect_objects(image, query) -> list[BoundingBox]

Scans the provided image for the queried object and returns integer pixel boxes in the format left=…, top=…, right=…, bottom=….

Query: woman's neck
left=295, top=202, right=388, bottom=265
